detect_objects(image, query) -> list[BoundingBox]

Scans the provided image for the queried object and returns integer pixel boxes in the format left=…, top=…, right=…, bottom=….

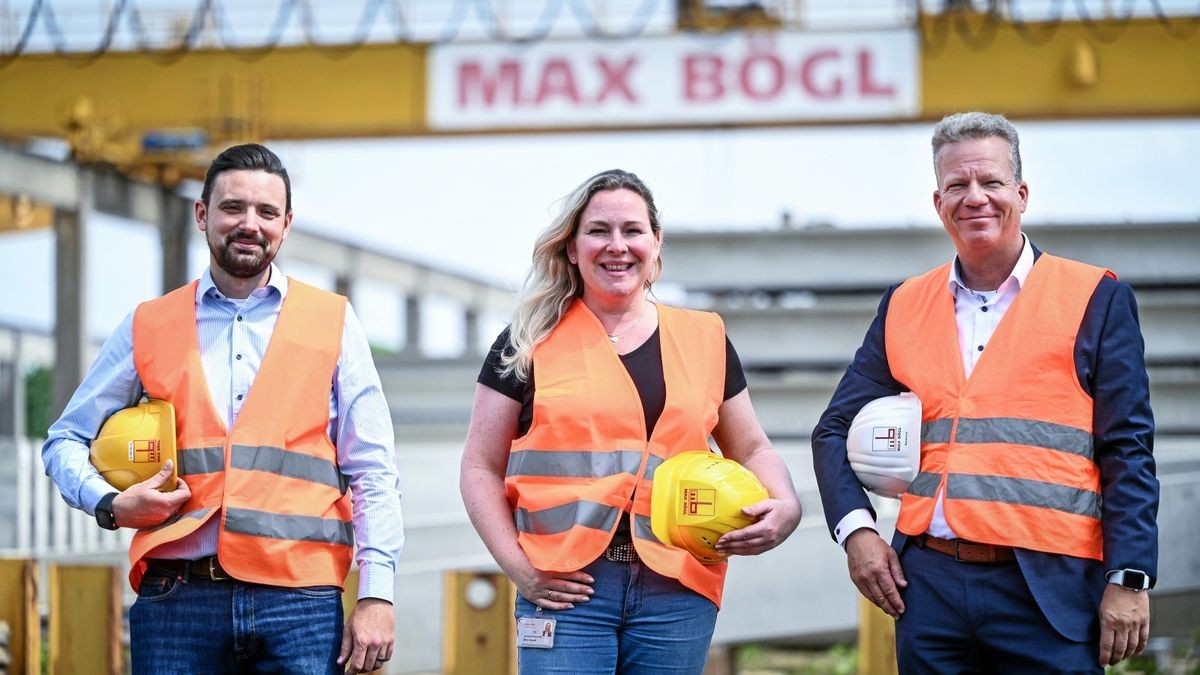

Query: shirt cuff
left=834, top=509, right=878, bottom=548
left=81, top=475, right=121, bottom=516
left=356, top=561, right=395, bottom=604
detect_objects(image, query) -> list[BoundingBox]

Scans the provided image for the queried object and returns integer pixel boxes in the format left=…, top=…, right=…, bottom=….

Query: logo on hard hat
left=683, top=488, right=716, bottom=516
left=871, top=426, right=904, bottom=452
left=127, top=439, right=162, bottom=463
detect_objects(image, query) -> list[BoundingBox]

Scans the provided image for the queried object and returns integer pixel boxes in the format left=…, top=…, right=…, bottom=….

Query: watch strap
left=1106, top=568, right=1151, bottom=591
left=95, top=492, right=119, bottom=530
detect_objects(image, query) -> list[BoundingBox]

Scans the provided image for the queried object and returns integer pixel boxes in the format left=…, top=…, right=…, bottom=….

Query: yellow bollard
left=48, top=564, right=122, bottom=675
left=857, top=594, right=899, bottom=675
left=0, top=559, right=39, bottom=675
left=443, top=571, right=516, bottom=675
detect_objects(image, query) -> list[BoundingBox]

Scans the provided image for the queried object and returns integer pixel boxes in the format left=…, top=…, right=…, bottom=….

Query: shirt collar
left=196, top=263, right=288, bottom=303
left=947, top=233, right=1033, bottom=296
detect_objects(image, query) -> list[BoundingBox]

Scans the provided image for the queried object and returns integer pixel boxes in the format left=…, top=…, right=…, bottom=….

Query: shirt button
left=236, top=354, right=242, bottom=360
left=236, top=315, right=243, bottom=321
left=237, top=394, right=244, bottom=400
left=981, top=306, right=989, bottom=312
left=977, top=345, right=985, bottom=352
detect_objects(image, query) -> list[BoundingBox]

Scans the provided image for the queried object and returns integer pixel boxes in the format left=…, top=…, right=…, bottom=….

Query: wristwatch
left=1106, top=568, right=1151, bottom=592
left=95, top=492, right=120, bottom=531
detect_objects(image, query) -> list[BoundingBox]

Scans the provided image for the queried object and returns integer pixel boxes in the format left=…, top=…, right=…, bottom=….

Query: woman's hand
left=713, top=496, right=802, bottom=557
left=514, top=568, right=596, bottom=610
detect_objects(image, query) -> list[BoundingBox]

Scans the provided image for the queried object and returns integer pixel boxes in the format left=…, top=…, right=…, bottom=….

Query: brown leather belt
left=914, top=534, right=1016, bottom=564
left=146, top=556, right=234, bottom=582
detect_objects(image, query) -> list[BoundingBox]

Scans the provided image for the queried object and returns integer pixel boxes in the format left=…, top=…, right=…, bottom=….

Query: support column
left=403, top=294, right=422, bottom=357
left=159, top=185, right=191, bottom=293
left=52, top=167, right=91, bottom=417
left=334, top=274, right=353, bottom=301
left=463, top=306, right=480, bottom=358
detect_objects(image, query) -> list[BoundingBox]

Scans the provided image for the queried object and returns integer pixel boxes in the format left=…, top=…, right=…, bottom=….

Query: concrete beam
left=661, top=222, right=1200, bottom=294
left=718, top=289, right=1200, bottom=369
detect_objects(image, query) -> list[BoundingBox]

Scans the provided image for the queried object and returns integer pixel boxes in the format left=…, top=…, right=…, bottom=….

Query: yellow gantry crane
left=0, top=3, right=1198, bottom=201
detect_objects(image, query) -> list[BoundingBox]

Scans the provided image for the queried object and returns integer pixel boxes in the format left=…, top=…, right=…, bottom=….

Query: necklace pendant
left=609, top=335, right=619, bottom=343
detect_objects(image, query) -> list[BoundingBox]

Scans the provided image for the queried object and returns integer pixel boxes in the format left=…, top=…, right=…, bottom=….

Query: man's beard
left=209, top=231, right=274, bottom=279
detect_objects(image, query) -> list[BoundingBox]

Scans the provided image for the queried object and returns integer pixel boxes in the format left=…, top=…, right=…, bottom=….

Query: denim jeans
left=515, top=556, right=718, bottom=674
left=129, top=567, right=343, bottom=674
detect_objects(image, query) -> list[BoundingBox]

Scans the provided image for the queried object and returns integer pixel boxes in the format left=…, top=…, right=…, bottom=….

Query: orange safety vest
left=505, top=300, right=730, bottom=606
left=887, top=254, right=1111, bottom=560
left=127, top=278, right=352, bottom=590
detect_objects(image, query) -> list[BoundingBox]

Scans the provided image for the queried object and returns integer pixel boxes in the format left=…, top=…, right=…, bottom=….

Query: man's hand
left=339, top=598, right=395, bottom=673
left=1098, top=585, right=1150, bottom=667
left=110, top=461, right=191, bottom=529
left=845, top=529, right=907, bottom=619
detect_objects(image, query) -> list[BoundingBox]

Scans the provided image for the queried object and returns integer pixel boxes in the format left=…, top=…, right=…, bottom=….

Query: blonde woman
left=460, top=169, right=801, bottom=673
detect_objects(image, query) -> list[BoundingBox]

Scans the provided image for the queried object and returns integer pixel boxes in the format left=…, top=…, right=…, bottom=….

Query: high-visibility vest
left=886, top=254, right=1111, bottom=560
left=126, top=278, right=352, bottom=590
left=505, top=300, right=730, bottom=606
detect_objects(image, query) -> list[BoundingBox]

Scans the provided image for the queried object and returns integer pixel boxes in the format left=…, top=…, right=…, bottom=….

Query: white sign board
left=429, top=30, right=919, bottom=130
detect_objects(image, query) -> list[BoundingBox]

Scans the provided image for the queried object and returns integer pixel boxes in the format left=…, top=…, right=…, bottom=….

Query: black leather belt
left=914, top=534, right=1016, bottom=564
left=146, top=556, right=234, bottom=581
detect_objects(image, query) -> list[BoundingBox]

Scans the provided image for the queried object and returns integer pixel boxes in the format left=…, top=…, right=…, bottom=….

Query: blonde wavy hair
left=499, top=169, right=663, bottom=382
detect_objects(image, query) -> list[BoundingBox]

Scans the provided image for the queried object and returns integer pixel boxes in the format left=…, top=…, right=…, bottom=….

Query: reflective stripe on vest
left=506, top=300, right=728, bottom=606
left=886, top=255, right=1109, bottom=560
left=128, top=277, right=352, bottom=590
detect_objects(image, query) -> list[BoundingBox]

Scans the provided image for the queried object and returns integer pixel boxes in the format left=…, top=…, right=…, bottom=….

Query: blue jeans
left=129, top=567, right=343, bottom=674
left=515, top=557, right=718, bottom=674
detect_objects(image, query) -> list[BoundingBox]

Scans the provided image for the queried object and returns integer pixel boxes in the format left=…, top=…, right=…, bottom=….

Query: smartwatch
left=1106, top=568, right=1151, bottom=592
left=95, top=492, right=120, bottom=531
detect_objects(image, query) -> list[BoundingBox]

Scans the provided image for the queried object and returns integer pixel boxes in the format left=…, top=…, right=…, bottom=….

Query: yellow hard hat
left=89, top=400, right=178, bottom=491
left=650, top=451, right=769, bottom=564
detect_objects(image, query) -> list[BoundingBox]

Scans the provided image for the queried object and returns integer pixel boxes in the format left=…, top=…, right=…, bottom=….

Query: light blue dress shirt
left=42, top=264, right=404, bottom=602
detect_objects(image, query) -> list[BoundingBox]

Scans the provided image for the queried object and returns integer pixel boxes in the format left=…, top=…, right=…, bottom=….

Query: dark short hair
left=200, top=143, right=292, bottom=212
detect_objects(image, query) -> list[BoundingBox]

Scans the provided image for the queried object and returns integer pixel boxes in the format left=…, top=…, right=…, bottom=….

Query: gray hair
left=931, top=112, right=1023, bottom=183
left=500, top=169, right=662, bottom=382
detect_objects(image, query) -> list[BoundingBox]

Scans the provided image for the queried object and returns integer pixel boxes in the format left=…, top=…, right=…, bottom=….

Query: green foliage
left=25, top=366, right=53, bottom=439
left=735, top=642, right=858, bottom=675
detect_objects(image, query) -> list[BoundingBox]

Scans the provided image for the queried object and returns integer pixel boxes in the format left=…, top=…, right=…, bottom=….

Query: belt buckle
left=953, top=539, right=966, bottom=562
left=207, top=558, right=230, bottom=581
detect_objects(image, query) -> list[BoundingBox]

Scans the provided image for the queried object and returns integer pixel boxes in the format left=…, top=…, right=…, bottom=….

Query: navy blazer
left=811, top=246, right=1159, bottom=641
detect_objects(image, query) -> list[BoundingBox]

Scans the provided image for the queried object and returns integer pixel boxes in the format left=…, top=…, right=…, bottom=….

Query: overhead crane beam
left=0, top=16, right=1197, bottom=156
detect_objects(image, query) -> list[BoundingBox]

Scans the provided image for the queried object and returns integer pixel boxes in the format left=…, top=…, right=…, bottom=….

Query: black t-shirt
left=477, top=326, right=749, bottom=439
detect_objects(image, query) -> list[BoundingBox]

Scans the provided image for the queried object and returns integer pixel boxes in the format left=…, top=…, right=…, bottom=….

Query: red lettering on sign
left=799, top=48, right=843, bottom=99
left=683, top=53, right=725, bottom=102
left=596, top=55, right=638, bottom=103
left=536, top=58, right=581, bottom=105
left=857, top=50, right=895, bottom=97
left=458, top=60, right=522, bottom=106
left=739, top=50, right=785, bottom=101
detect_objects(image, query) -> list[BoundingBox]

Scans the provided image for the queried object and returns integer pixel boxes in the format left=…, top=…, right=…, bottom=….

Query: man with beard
left=42, top=144, right=403, bottom=674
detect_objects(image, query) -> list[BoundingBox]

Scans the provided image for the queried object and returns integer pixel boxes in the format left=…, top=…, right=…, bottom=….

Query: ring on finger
left=549, top=590, right=556, bottom=601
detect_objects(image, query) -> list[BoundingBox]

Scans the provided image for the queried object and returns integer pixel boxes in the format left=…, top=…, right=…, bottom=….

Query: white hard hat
left=846, top=392, right=922, bottom=499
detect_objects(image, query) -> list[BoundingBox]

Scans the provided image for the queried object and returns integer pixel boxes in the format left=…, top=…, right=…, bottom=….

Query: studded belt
left=604, top=542, right=639, bottom=563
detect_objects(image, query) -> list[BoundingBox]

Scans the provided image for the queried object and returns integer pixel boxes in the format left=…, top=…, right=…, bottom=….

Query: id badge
left=516, top=614, right=556, bottom=649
